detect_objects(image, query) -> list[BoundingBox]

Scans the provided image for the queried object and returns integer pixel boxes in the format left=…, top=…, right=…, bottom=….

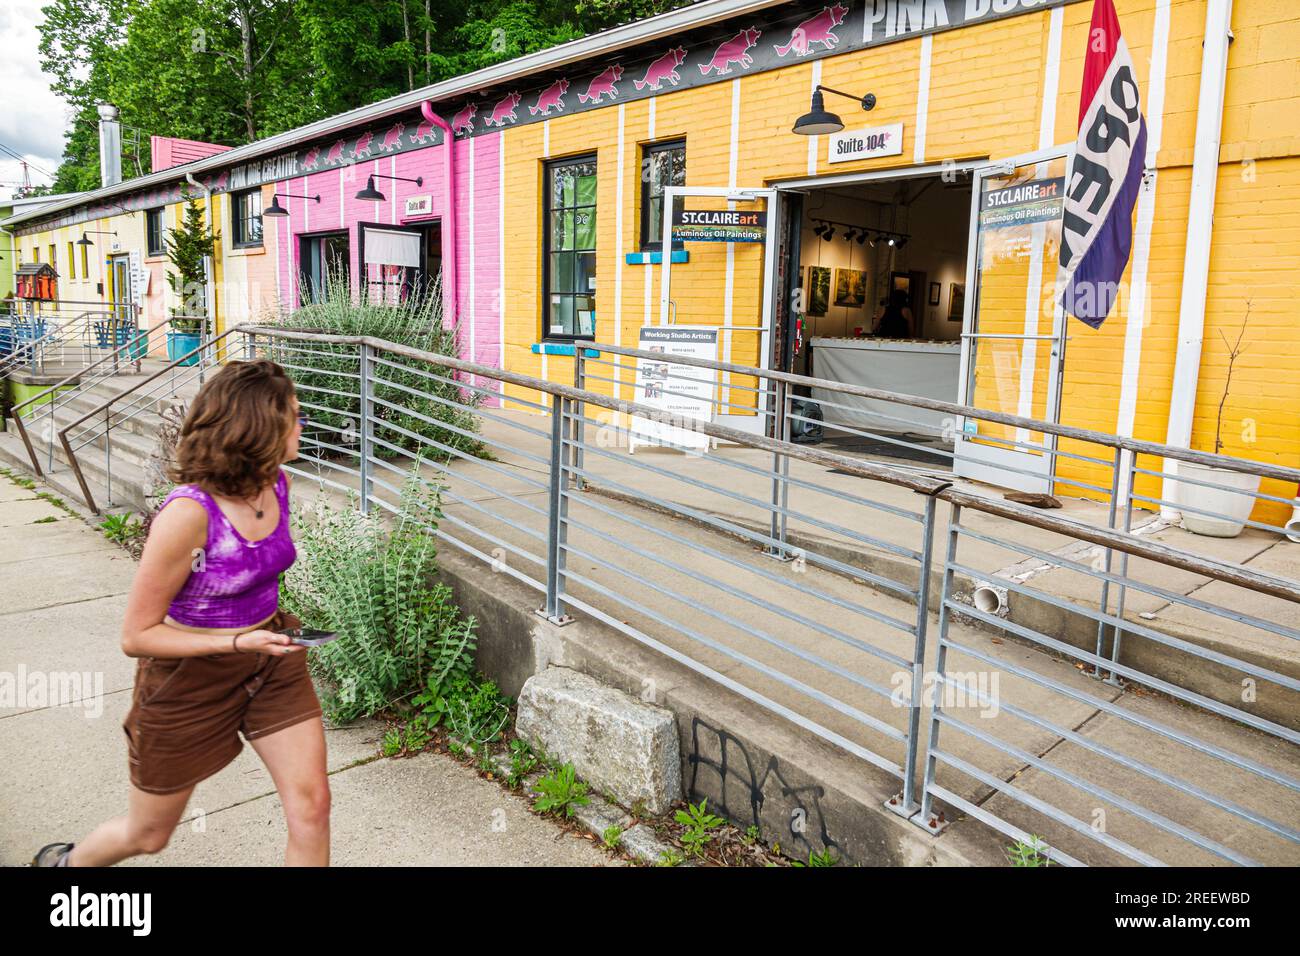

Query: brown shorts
left=122, top=609, right=324, bottom=795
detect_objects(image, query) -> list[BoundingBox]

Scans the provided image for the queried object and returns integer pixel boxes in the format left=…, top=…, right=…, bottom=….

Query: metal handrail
left=580, top=340, right=1300, bottom=485
left=7, top=307, right=173, bottom=477
left=9, top=306, right=161, bottom=419
left=1, top=309, right=100, bottom=376
left=238, top=326, right=1300, bottom=606
left=57, top=324, right=242, bottom=513
left=236, top=326, right=1299, bottom=865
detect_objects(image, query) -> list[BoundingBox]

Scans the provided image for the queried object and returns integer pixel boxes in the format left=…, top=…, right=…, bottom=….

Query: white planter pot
left=1177, top=461, right=1262, bottom=538
left=1285, top=498, right=1300, bottom=544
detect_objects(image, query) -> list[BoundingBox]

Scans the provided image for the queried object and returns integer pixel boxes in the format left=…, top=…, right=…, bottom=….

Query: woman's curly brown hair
left=169, top=359, right=297, bottom=498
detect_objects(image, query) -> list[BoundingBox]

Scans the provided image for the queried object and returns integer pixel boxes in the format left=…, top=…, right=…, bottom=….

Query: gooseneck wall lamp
left=792, top=85, right=877, bottom=135
left=75, top=230, right=118, bottom=247
left=263, top=192, right=321, bottom=217
left=355, top=173, right=424, bottom=203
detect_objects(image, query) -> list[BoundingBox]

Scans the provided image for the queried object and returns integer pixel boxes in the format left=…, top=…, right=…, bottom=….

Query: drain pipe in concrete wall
left=1161, top=0, right=1234, bottom=519
left=420, top=102, right=457, bottom=329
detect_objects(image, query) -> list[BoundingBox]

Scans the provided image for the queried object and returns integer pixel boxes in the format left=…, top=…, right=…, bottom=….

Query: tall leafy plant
left=281, top=462, right=478, bottom=723
left=164, top=188, right=218, bottom=333
left=275, top=266, right=484, bottom=462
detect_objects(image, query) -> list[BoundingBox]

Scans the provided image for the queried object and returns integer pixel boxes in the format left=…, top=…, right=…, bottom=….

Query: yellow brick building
left=5, top=0, right=1296, bottom=519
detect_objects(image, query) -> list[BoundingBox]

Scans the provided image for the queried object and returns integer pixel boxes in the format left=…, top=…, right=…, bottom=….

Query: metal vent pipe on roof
left=97, top=104, right=122, bottom=189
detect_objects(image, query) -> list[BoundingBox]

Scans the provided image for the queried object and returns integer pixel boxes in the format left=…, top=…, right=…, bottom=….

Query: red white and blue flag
left=1057, top=0, right=1147, bottom=328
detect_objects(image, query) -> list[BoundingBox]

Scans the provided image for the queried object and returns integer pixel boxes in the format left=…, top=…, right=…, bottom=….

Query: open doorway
left=358, top=220, right=442, bottom=309
left=791, top=170, right=973, bottom=468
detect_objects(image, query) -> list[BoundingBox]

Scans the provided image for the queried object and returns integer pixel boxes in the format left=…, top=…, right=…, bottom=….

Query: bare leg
left=64, top=783, right=196, bottom=866
left=248, top=716, right=330, bottom=866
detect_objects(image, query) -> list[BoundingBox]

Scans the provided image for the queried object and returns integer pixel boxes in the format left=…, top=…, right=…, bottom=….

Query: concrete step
left=0, top=426, right=153, bottom=513
left=0, top=430, right=137, bottom=515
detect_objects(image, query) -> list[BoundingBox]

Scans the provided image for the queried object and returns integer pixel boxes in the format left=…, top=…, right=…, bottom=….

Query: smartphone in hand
left=279, top=627, right=340, bottom=647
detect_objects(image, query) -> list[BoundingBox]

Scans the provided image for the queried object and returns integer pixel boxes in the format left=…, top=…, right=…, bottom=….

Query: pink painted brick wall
left=272, top=132, right=501, bottom=390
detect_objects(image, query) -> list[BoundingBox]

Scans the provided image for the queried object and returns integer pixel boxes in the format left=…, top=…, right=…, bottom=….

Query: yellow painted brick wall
left=1194, top=155, right=1300, bottom=524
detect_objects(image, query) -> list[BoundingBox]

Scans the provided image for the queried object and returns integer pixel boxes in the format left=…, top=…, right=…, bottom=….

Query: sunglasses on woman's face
left=296, top=415, right=307, bottom=428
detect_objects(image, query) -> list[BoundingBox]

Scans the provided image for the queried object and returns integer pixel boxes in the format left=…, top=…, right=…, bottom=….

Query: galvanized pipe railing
left=239, top=326, right=1300, bottom=865
left=55, top=323, right=236, bottom=513
left=576, top=341, right=1300, bottom=693
left=7, top=305, right=165, bottom=477
left=0, top=306, right=130, bottom=377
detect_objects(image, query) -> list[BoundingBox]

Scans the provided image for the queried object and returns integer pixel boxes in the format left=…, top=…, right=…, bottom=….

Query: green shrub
left=533, top=763, right=590, bottom=819
left=281, top=462, right=477, bottom=723
left=412, top=670, right=511, bottom=753
left=674, top=799, right=724, bottom=858
left=1005, top=836, right=1054, bottom=867
left=100, top=513, right=144, bottom=546
left=268, top=268, right=483, bottom=467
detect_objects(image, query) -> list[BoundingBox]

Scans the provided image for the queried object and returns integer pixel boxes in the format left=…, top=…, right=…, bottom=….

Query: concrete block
left=572, top=799, right=632, bottom=840
left=618, top=824, right=675, bottom=865
left=516, top=666, right=682, bottom=815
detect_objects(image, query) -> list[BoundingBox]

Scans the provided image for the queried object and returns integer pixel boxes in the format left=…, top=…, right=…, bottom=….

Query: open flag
left=1057, top=0, right=1148, bottom=328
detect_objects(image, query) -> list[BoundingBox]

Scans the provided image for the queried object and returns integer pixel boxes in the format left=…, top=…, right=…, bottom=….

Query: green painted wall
left=0, top=203, right=14, bottom=305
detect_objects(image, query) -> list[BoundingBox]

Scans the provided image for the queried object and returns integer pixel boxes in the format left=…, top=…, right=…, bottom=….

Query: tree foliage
left=38, top=0, right=694, bottom=191
left=164, top=188, right=218, bottom=323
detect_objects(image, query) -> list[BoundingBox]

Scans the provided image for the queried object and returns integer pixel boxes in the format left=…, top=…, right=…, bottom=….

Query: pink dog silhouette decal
left=301, top=147, right=320, bottom=170
left=530, top=79, right=570, bottom=116
left=325, top=139, right=347, bottom=164
left=380, top=123, right=406, bottom=152
left=451, top=103, right=477, bottom=134
left=634, top=47, right=687, bottom=91
left=579, top=65, right=624, bottom=104
left=414, top=118, right=438, bottom=143
left=774, top=4, right=848, bottom=57
left=486, top=92, right=523, bottom=127
left=699, top=28, right=761, bottom=76
left=353, top=130, right=374, bottom=159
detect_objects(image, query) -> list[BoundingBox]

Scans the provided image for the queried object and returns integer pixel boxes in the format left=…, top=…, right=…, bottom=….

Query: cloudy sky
left=0, top=0, right=73, bottom=201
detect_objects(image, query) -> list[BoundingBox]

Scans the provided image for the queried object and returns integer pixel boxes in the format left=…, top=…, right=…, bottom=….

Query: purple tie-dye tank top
left=161, top=469, right=297, bottom=629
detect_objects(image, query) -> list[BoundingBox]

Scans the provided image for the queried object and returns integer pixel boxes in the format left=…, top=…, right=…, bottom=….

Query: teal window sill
left=625, top=249, right=689, bottom=265
left=531, top=342, right=601, bottom=356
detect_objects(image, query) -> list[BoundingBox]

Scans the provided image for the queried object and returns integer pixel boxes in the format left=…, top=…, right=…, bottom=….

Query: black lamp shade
left=355, top=176, right=386, bottom=202
left=793, top=90, right=844, bottom=135
left=264, top=195, right=289, bottom=217
left=76, top=233, right=93, bottom=247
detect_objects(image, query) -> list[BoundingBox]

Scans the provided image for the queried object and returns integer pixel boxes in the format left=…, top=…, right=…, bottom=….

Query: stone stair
left=0, top=361, right=200, bottom=514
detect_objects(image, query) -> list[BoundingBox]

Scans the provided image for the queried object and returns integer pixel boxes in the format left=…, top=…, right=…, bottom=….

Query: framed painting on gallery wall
left=891, top=271, right=910, bottom=295
left=929, top=281, right=941, bottom=306
left=834, top=268, right=866, bottom=308
left=807, top=266, right=830, bottom=317
left=948, top=283, right=965, bottom=322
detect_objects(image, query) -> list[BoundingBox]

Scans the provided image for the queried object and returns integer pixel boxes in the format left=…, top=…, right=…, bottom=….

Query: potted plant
left=1178, top=304, right=1260, bottom=537
left=164, top=188, right=217, bottom=366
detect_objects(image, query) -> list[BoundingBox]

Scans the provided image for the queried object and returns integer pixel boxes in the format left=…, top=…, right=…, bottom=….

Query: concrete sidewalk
left=0, top=473, right=612, bottom=867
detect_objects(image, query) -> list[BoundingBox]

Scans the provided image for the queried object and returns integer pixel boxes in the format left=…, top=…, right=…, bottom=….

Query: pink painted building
left=269, top=131, right=502, bottom=375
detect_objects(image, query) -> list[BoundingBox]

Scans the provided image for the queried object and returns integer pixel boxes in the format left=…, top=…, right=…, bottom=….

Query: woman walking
left=33, top=359, right=330, bottom=867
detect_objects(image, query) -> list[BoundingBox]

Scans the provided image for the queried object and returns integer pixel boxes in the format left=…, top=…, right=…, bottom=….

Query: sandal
left=32, top=842, right=75, bottom=867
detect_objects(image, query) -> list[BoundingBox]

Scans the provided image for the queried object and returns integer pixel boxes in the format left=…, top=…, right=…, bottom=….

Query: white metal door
left=953, top=145, right=1073, bottom=493
left=659, top=185, right=778, bottom=437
